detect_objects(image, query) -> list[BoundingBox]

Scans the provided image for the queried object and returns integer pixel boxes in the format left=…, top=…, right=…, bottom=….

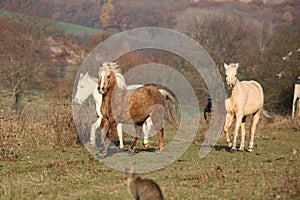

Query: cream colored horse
left=224, top=63, right=264, bottom=152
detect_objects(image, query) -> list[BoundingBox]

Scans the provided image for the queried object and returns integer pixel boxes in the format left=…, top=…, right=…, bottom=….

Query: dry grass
left=0, top=98, right=77, bottom=161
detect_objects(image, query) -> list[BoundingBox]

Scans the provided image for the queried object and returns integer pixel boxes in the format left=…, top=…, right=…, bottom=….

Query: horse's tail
left=159, top=89, right=180, bottom=129
left=262, top=109, right=273, bottom=123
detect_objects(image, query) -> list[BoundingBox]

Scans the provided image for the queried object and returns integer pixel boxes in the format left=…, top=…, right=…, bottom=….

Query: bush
left=0, top=98, right=78, bottom=161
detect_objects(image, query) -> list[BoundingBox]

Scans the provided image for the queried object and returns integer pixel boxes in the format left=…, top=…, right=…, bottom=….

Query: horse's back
left=132, top=86, right=164, bottom=103
left=241, top=80, right=263, bottom=99
left=242, top=80, right=263, bottom=91
left=128, top=86, right=165, bottom=122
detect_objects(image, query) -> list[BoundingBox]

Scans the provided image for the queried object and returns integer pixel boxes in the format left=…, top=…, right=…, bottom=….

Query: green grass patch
left=1, top=122, right=299, bottom=199
left=0, top=10, right=103, bottom=36
left=55, top=21, right=102, bottom=36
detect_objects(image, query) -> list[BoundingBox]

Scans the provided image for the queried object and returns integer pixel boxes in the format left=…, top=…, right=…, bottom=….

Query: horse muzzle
left=227, top=84, right=235, bottom=90
left=98, top=86, right=106, bottom=95
left=74, top=98, right=83, bottom=105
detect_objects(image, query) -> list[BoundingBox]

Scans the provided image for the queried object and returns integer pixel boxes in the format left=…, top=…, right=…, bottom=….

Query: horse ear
left=80, top=73, right=84, bottom=78
left=102, top=62, right=107, bottom=68
left=224, top=63, right=229, bottom=69
left=236, top=63, right=239, bottom=69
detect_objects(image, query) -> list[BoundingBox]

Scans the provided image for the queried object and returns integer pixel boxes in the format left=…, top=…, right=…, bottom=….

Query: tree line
left=0, top=0, right=299, bottom=115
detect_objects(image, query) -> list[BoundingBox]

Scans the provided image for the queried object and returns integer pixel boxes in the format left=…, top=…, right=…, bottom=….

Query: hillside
left=0, top=0, right=299, bottom=114
left=0, top=10, right=103, bottom=35
left=2, top=0, right=103, bottom=28
left=1, top=0, right=297, bottom=31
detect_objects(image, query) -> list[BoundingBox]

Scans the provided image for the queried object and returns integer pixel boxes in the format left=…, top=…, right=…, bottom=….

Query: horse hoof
left=97, top=152, right=106, bottom=159
left=238, top=148, right=245, bottom=152
left=89, top=142, right=96, bottom=147
left=155, top=147, right=163, bottom=153
left=229, top=148, right=237, bottom=153
left=117, top=147, right=124, bottom=152
left=227, top=142, right=232, bottom=148
left=128, top=149, right=137, bottom=155
left=129, top=147, right=137, bottom=153
left=88, top=143, right=97, bottom=152
left=248, top=148, right=253, bottom=152
left=143, top=143, right=150, bottom=148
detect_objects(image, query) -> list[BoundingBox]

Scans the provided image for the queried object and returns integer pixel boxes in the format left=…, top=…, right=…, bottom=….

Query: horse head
left=98, top=63, right=117, bottom=95
left=74, top=72, right=96, bottom=105
left=98, top=62, right=127, bottom=95
left=224, top=63, right=239, bottom=89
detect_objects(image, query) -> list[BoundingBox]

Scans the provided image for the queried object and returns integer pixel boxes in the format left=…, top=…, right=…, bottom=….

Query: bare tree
left=175, top=8, right=255, bottom=70
left=0, top=13, right=53, bottom=110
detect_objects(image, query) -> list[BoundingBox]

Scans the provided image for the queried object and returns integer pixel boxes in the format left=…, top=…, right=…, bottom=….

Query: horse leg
left=130, top=125, right=142, bottom=152
left=224, top=113, right=234, bottom=147
left=90, top=117, right=102, bottom=147
left=249, top=110, right=261, bottom=152
left=143, top=117, right=153, bottom=148
left=231, top=114, right=243, bottom=152
left=239, top=116, right=247, bottom=151
left=100, top=118, right=109, bottom=147
left=157, top=128, right=164, bottom=151
left=97, top=118, right=110, bottom=158
left=99, top=135, right=112, bottom=158
left=117, top=123, right=124, bottom=149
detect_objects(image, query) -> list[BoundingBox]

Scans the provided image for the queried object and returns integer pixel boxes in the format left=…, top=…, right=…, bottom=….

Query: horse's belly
left=243, top=96, right=263, bottom=115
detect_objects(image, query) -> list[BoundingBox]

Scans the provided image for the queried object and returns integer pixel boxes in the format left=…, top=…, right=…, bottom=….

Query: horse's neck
left=101, top=83, right=130, bottom=121
left=88, top=77, right=102, bottom=105
left=102, top=82, right=120, bottom=108
left=116, top=73, right=127, bottom=90
left=92, top=87, right=102, bottom=105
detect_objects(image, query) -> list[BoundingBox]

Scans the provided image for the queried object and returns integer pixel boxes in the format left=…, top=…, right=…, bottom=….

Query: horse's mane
left=101, top=62, right=127, bottom=90
left=228, top=63, right=239, bottom=67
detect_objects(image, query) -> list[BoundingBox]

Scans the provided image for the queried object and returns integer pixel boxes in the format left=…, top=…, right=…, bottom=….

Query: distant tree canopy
left=98, top=0, right=187, bottom=31
left=0, top=15, right=53, bottom=110
left=1, top=0, right=300, bottom=115
left=175, top=7, right=300, bottom=114
left=99, top=0, right=117, bottom=29
left=0, top=9, right=83, bottom=110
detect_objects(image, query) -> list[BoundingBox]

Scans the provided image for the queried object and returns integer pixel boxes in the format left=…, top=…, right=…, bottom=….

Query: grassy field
left=1, top=114, right=299, bottom=200
left=0, top=10, right=103, bottom=36
left=54, top=21, right=102, bottom=36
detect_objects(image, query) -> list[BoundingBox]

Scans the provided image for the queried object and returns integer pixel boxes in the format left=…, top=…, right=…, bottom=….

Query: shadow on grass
left=91, top=141, right=160, bottom=159
left=213, top=145, right=231, bottom=152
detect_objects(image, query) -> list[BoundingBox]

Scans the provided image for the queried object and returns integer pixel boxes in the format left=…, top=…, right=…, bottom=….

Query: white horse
left=224, top=63, right=264, bottom=152
left=73, top=72, right=152, bottom=148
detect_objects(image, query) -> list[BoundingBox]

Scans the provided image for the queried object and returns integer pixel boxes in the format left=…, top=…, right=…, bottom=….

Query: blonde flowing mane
left=101, top=62, right=127, bottom=90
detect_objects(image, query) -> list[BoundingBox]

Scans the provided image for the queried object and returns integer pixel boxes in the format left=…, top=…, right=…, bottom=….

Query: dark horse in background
left=204, top=97, right=212, bottom=126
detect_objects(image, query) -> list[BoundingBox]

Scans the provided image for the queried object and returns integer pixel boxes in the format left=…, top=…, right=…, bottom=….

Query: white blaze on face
left=99, top=70, right=106, bottom=93
left=229, top=70, right=234, bottom=84
left=226, top=68, right=237, bottom=88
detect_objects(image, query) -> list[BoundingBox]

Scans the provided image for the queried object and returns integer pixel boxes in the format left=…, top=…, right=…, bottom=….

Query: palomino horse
left=224, top=63, right=264, bottom=152
left=73, top=72, right=153, bottom=149
left=97, top=63, right=179, bottom=157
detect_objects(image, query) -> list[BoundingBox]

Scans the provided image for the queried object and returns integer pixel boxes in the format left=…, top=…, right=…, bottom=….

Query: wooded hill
left=0, top=0, right=299, bottom=114
left=2, top=0, right=299, bottom=31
